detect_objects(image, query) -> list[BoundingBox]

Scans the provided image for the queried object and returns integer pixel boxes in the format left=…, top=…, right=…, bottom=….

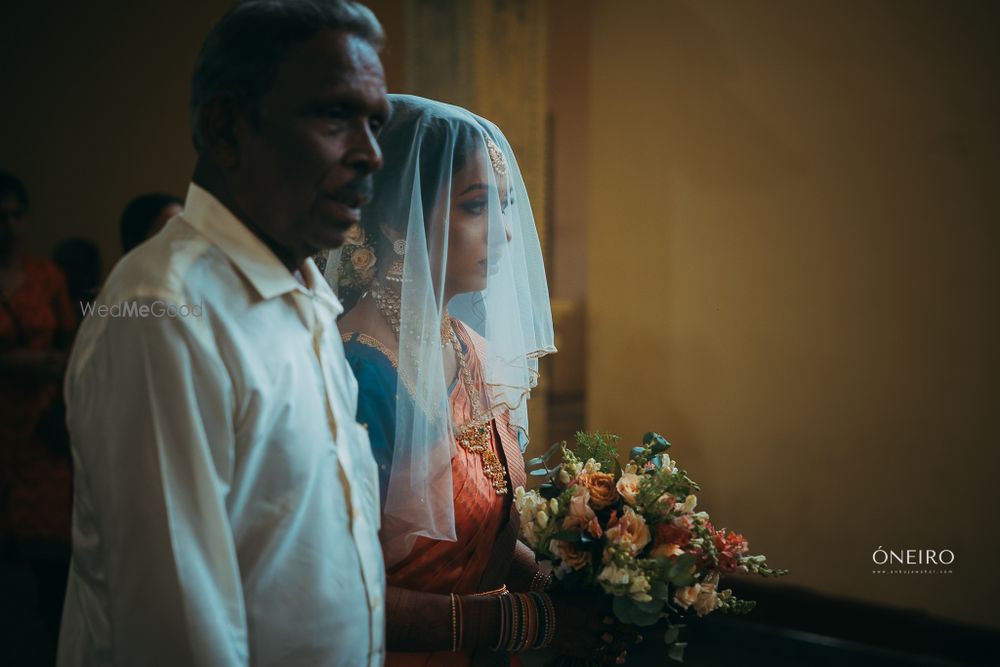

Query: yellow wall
left=586, top=0, right=1000, bottom=628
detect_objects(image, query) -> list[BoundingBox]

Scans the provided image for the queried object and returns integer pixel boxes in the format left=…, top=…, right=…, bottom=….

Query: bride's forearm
left=385, top=585, right=500, bottom=652
left=506, top=540, right=546, bottom=592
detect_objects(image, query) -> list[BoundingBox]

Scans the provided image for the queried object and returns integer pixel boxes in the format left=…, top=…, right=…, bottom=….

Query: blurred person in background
left=0, top=169, right=76, bottom=644
left=53, top=237, right=102, bottom=327
left=119, top=192, right=183, bottom=253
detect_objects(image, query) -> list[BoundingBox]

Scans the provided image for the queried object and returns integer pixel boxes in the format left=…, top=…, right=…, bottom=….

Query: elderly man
left=58, top=2, right=389, bottom=665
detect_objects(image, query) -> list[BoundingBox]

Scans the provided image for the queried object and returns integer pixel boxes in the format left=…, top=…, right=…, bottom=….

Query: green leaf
left=529, top=468, right=549, bottom=476
left=663, top=624, right=684, bottom=644
left=670, top=572, right=695, bottom=588
left=668, top=553, right=697, bottom=577
left=526, top=455, right=546, bottom=466
left=612, top=595, right=635, bottom=624
left=650, top=580, right=670, bottom=601
left=539, top=484, right=561, bottom=499
left=667, top=641, right=687, bottom=662
left=611, top=595, right=663, bottom=627
left=551, top=530, right=582, bottom=543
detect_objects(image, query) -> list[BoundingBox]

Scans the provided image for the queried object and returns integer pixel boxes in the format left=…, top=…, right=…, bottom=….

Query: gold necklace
left=371, top=279, right=452, bottom=347
left=445, top=318, right=509, bottom=496
left=372, top=286, right=508, bottom=496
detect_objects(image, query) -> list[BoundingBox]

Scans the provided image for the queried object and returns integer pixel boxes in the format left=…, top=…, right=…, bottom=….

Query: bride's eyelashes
left=459, top=198, right=488, bottom=216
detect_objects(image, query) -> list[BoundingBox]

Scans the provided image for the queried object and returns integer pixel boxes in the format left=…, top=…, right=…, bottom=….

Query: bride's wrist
left=461, top=594, right=501, bottom=650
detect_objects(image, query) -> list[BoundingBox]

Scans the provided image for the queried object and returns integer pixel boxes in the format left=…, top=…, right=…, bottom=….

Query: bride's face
left=443, top=153, right=511, bottom=296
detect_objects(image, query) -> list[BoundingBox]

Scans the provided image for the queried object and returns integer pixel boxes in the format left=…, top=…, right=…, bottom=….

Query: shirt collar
left=181, top=183, right=342, bottom=317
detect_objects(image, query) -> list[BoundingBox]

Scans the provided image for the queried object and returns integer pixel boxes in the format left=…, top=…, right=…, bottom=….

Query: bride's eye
left=461, top=198, right=488, bottom=216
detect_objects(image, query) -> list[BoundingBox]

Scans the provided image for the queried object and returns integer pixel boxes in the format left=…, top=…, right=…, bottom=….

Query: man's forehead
left=279, top=30, right=385, bottom=88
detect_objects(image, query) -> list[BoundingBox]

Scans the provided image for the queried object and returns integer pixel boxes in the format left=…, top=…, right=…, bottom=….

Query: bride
left=324, top=95, right=633, bottom=666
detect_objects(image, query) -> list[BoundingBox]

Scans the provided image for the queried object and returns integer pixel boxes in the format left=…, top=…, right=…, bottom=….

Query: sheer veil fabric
left=324, top=95, right=555, bottom=565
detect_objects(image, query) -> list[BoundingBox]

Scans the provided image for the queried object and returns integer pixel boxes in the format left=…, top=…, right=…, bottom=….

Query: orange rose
left=578, top=472, right=619, bottom=509
left=549, top=539, right=591, bottom=571
left=350, top=247, right=376, bottom=271
left=344, top=223, right=366, bottom=245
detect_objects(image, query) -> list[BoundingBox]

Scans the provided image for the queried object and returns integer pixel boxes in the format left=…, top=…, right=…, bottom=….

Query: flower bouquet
left=515, top=431, right=787, bottom=664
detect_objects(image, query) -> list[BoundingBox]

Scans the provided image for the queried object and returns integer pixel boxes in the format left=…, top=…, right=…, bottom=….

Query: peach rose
left=586, top=516, right=603, bottom=539
left=693, top=581, right=718, bottom=617
left=605, top=506, right=651, bottom=556
left=344, top=223, right=366, bottom=245
left=674, top=584, right=700, bottom=609
left=616, top=471, right=642, bottom=505
left=549, top=539, right=591, bottom=571
left=578, top=472, right=619, bottom=509
left=350, top=247, right=377, bottom=271
left=563, top=486, right=596, bottom=531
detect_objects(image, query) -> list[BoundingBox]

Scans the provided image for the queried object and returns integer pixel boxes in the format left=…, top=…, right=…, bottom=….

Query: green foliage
left=663, top=623, right=685, bottom=644
left=668, top=641, right=687, bottom=662
left=612, top=595, right=664, bottom=627
left=574, top=431, right=621, bottom=474
left=716, top=588, right=757, bottom=615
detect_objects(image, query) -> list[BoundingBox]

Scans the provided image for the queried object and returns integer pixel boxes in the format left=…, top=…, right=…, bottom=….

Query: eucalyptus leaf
left=650, top=580, right=670, bottom=601
left=663, top=624, right=682, bottom=644
left=527, top=455, right=546, bottom=466
left=612, top=595, right=635, bottom=624
left=611, top=595, right=664, bottom=627
left=669, top=572, right=695, bottom=588
left=551, top=530, right=583, bottom=542
left=668, top=642, right=687, bottom=662
left=529, top=468, right=549, bottom=476
left=539, top=484, right=561, bottom=499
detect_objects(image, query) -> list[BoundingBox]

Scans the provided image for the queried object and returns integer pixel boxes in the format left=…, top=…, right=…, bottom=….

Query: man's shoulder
left=100, top=216, right=241, bottom=306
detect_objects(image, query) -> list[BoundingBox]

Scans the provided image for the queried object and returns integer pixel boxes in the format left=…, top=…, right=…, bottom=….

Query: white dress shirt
left=58, top=184, right=385, bottom=667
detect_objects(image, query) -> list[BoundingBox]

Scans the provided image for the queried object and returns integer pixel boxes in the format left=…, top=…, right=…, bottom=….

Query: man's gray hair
left=190, top=0, right=384, bottom=153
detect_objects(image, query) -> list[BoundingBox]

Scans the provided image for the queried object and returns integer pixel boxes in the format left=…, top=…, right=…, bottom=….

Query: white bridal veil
left=325, top=95, right=554, bottom=564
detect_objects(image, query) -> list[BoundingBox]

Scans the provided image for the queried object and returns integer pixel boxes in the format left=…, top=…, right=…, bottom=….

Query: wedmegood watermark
left=871, top=546, right=954, bottom=575
left=80, top=300, right=204, bottom=319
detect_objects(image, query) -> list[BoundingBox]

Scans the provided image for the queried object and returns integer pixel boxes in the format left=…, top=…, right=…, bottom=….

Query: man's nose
left=345, top=121, right=384, bottom=174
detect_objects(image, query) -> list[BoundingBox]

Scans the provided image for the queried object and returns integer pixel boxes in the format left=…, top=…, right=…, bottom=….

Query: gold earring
left=386, top=238, right=405, bottom=283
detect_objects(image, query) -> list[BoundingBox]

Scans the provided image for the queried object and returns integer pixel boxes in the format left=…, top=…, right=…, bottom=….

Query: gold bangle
left=474, top=584, right=508, bottom=597
left=456, top=594, right=464, bottom=651
left=450, top=593, right=459, bottom=652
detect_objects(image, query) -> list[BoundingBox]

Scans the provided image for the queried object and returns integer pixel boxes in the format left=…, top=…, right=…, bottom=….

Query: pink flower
left=563, top=486, right=596, bottom=531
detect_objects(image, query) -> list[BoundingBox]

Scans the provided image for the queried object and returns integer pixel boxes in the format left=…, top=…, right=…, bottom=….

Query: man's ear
left=199, top=94, right=242, bottom=170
